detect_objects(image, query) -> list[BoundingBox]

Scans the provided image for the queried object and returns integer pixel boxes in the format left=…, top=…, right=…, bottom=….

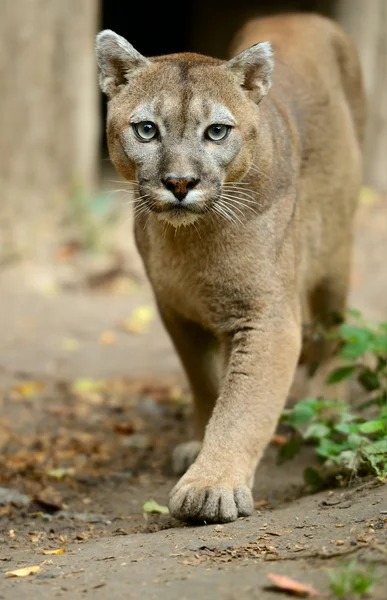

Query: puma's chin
left=156, top=209, right=201, bottom=228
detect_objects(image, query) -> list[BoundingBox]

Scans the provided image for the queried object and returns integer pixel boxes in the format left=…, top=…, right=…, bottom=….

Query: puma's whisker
left=219, top=195, right=257, bottom=214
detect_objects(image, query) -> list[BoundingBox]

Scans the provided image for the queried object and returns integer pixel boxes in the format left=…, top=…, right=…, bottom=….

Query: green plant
left=329, top=560, right=376, bottom=598
left=280, top=313, right=387, bottom=485
left=68, top=184, right=117, bottom=252
left=327, top=311, right=386, bottom=409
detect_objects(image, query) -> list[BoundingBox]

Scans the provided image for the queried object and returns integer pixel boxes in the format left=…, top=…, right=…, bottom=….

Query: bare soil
left=0, top=192, right=386, bottom=599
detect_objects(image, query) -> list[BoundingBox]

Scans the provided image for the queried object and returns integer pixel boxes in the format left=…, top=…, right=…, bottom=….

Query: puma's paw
left=172, top=441, right=202, bottom=475
left=169, top=477, right=254, bottom=523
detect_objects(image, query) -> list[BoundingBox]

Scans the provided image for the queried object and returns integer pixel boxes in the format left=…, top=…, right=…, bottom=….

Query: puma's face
left=97, top=32, right=273, bottom=227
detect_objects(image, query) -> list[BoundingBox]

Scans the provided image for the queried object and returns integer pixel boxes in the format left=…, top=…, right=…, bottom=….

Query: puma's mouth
left=135, top=185, right=212, bottom=227
left=151, top=202, right=204, bottom=227
left=156, top=209, right=202, bottom=227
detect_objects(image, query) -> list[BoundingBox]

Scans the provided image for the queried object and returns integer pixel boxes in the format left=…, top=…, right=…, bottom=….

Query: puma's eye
left=133, top=121, right=158, bottom=141
left=205, top=124, right=231, bottom=142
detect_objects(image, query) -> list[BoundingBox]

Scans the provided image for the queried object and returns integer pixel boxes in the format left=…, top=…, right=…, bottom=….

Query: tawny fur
left=96, top=13, right=366, bottom=523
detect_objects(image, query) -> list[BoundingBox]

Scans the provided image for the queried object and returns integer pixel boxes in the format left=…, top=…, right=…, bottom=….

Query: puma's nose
left=162, top=177, right=199, bottom=201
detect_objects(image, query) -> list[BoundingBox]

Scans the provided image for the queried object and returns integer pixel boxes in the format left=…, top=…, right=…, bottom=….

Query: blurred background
left=0, top=0, right=386, bottom=382
left=0, top=1, right=386, bottom=574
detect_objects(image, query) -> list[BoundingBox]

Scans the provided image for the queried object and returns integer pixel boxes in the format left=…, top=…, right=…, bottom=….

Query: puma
left=96, top=13, right=366, bottom=523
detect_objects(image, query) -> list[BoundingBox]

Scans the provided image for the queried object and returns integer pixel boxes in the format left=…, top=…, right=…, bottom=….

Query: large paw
left=172, top=441, right=202, bottom=475
left=169, top=479, right=253, bottom=523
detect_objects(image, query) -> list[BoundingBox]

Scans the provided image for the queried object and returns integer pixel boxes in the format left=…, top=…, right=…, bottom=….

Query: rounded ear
left=226, top=42, right=274, bottom=103
left=95, top=30, right=149, bottom=98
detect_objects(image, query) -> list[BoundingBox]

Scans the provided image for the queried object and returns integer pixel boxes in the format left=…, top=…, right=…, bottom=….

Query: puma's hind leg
left=303, top=242, right=352, bottom=401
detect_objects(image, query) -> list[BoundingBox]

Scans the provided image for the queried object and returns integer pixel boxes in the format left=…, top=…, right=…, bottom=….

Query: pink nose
left=162, top=177, right=199, bottom=200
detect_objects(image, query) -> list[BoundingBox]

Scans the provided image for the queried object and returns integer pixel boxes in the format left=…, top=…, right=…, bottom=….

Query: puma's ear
left=226, top=42, right=274, bottom=103
left=96, top=30, right=149, bottom=98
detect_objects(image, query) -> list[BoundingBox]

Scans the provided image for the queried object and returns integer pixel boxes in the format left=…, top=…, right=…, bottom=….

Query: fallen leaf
left=72, top=378, right=106, bottom=392
left=255, top=499, right=269, bottom=509
left=43, top=283, right=59, bottom=297
left=120, top=305, right=154, bottom=334
left=271, top=434, right=289, bottom=446
left=143, top=500, right=169, bottom=515
left=55, top=242, right=81, bottom=262
left=6, top=565, right=41, bottom=577
left=359, top=186, right=379, bottom=207
left=41, top=549, right=65, bottom=555
left=11, top=381, right=44, bottom=399
left=46, top=467, right=75, bottom=480
left=62, top=338, right=80, bottom=351
left=99, top=331, right=116, bottom=345
left=267, top=573, right=323, bottom=597
left=113, top=421, right=135, bottom=435
left=71, top=379, right=106, bottom=404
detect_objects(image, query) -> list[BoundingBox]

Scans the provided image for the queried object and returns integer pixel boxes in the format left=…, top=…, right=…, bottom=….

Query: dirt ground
left=0, top=189, right=386, bottom=598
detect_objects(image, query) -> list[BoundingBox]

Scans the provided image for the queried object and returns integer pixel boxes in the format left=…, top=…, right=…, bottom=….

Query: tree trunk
left=335, top=0, right=387, bottom=193
left=0, top=0, right=99, bottom=263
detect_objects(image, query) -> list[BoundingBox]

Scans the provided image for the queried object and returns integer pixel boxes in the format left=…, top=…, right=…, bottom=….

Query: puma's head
left=96, top=30, right=274, bottom=227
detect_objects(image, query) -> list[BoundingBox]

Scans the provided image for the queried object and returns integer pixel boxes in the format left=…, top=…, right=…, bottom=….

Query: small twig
left=265, top=544, right=369, bottom=562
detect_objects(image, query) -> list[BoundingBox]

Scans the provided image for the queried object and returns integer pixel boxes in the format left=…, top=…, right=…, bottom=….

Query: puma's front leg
left=158, top=306, right=220, bottom=475
left=169, top=309, right=301, bottom=523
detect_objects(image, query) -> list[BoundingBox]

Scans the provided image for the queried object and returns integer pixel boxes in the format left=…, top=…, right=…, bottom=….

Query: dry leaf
left=271, top=434, right=289, bottom=446
left=120, top=305, right=154, bottom=334
left=62, top=338, right=80, bottom=351
left=255, top=499, right=269, bottom=509
left=11, top=381, right=44, bottom=399
left=267, top=573, right=323, bottom=597
left=114, top=422, right=135, bottom=435
left=71, top=379, right=106, bottom=404
left=143, top=499, right=169, bottom=514
left=6, top=565, right=41, bottom=577
left=99, top=331, right=116, bottom=345
left=47, top=467, right=75, bottom=480
left=55, top=243, right=81, bottom=262
left=359, top=186, right=379, bottom=207
left=42, top=549, right=65, bottom=555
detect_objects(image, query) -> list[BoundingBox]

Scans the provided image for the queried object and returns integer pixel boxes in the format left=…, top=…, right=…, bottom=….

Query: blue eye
left=205, top=124, right=231, bottom=142
left=133, top=121, right=158, bottom=141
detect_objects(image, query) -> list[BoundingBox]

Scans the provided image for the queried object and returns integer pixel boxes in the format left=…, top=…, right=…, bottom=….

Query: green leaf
left=358, top=419, right=386, bottom=434
left=282, top=399, right=319, bottom=427
left=339, top=325, right=373, bottom=360
left=327, top=365, right=356, bottom=384
left=370, top=333, right=387, bottom=355
left=142, top=499, right=169, bottom=514
left=347, top=433, right=364, bottom=449
left=277, top=437, right=302, bottom=462
left=316, top=438, right=344, bottom=458
left=347, top=308, right=362, bottom=320
left=357, top=368, right=380, bottom=392
left=305, top=422, right=331, bottom=439
left=303, top=467, right=325, bottom=491
left=364, top=439, right=387, bottom=453
left=334, top=422, right=359, bottom=435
